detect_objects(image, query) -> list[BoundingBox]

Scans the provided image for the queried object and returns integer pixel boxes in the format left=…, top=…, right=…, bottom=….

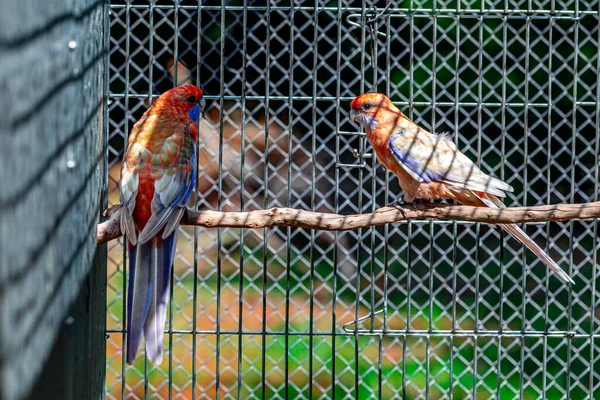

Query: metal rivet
left=67, top=159, right=77, bottom=169
left=68, top=40, right=77, bottom=50
left=64, top=316, right=75, bottom=326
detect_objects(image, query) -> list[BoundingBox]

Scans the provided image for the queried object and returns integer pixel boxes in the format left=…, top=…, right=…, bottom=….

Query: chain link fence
left=105, top=1, right=599, bottom=398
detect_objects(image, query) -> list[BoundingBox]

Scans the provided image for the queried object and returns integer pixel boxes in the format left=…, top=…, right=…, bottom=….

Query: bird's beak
left=350, top=109, right=359, bottom=123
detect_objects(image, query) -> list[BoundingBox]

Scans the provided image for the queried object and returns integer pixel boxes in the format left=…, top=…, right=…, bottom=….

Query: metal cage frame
left=105, top=1, right=599, bottom=399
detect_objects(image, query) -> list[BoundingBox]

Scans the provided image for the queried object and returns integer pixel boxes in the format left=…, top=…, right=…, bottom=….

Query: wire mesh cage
left=105, top=1, right=599, bottom=398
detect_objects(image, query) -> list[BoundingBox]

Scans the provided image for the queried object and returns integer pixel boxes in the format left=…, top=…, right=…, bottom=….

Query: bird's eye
left=362, top=104, right=372, bottom=111
left=186, top=95, right=197, bottom=103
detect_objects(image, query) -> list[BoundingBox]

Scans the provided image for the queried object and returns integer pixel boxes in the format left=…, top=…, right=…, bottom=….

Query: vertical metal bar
left=378, top=15, right=391, bottom=400
left=472, top=8, right=485, bottom=400
left=589, top=0, right=600, bottom=393
left=168, top=4, right=180, bottom=399
left=383, top=15, right=391, bottom=337
left=566, top=3, right=580, bottom=397
left=144, top=1, right=156, bottom=396
left=426, top=228, right=433, bottom=400
left=121, top=2, right=131, bottom=398
left=331, top=1, right=341, bottom=398
left=355, top=2, right=367, bottom=398
left=402, top=2, right=416, bottom=397
left=237, top=2, right=248, bottom=399
left=377, top=334, right=383, bottom=400
left=148, top=0, right=155, bottom=106
left=542, top=12, right=554, bottom=400
left=308, top=3, right=319, bottom=398
left=285, top=2, right=295, bottom=399
left=497, top=8, right=508, bottom=400
left=191, top=1, right=203, bottom=397
left=215, top=2, right=227, bottom=398
left=519, top=15, right=532, bottom=400
left=103, top=4, right=112, bottom=398
left=366, top=16, right=381, bottom=400
left=364, top=12, right=381, bottom=399
left=426, top=3, right=438, bottom=398
left=449, top=6, right=461, bottom=398
left=589, top=1, right=600, bottom=396
left=261, top=3, right=272, bottom=399
left=369, top=19, right=378, bottom=334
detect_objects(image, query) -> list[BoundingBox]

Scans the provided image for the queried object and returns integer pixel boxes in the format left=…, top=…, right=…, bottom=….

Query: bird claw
left=385, top=198, right=414, bottom=211
left=385, top=198, right=427, bottom=211
left=410, top=198, right=429, bottom=210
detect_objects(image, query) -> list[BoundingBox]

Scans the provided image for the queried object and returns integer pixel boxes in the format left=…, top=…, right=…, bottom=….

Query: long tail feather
left=126, top=231, right=178, bottom=365
left=142, top=231, right=177, bottom=365
left=499, top=223, right=574, bottom=284
left=126, top=242, right=152, bottom=364
left=472, top=192, right=574, bottom=284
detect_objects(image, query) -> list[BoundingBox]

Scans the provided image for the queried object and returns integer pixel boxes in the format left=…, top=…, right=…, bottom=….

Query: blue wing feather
left=387, top=132, right=513, bottom=196
left=169, top=146, right=196, bottom=208
left=388, top=139, right=441, bottom=182
left=138, top=144, right=196, bottom=243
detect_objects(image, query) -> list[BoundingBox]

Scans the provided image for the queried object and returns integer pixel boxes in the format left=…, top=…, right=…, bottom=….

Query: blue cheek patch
left=188, top=103, right=201, bottom=121
left=359, top=114, right=378, bottom=130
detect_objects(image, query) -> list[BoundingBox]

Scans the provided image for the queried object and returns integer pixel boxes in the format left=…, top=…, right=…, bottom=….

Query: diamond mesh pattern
left=106, top=1, right=599, bottom=398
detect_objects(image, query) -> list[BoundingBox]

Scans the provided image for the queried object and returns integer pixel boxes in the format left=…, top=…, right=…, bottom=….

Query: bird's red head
left=349, top=93, right=402, bottom=132
left=152, top=85, right=205, bottom=123
left=160, top=85, right=204, bottom=110
left=163, top=84, right=203, bottom=104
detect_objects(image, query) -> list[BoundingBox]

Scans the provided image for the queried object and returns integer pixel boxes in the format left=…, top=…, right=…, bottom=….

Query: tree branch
left=97, top=201, right=600, bottom=246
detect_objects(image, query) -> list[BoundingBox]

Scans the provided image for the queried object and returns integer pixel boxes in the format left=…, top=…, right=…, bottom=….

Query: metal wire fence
left=105, top=1, right=599, bottom=398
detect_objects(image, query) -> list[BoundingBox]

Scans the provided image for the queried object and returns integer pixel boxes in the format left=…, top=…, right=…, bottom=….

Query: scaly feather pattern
left=350, top=92, right=573, bottom=284
left=120, top=85, right=204, bottom=365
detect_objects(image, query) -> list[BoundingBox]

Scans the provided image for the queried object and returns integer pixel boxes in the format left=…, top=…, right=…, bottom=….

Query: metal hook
left=345, top=13, right=388, bottom=38
left=367, top=0, right=393, bottom=24
left=345, top=0, right=392, bottom=37
left=345, top=0, right=393, bottom=37
left=343, top=309, right=386, bottom=333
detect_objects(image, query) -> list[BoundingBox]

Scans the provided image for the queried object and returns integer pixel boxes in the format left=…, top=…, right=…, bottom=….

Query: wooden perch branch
left=97, top=201, right=600, bottom=245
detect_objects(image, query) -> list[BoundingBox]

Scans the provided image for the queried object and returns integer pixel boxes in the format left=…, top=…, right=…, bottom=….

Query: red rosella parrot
left=120, top=85, right=204, bottom=365
left=350, top=93, right=573, bottom=284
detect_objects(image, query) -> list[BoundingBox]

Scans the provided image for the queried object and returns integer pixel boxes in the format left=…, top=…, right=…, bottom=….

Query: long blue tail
left=126, top=231, right=177, bottom=365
